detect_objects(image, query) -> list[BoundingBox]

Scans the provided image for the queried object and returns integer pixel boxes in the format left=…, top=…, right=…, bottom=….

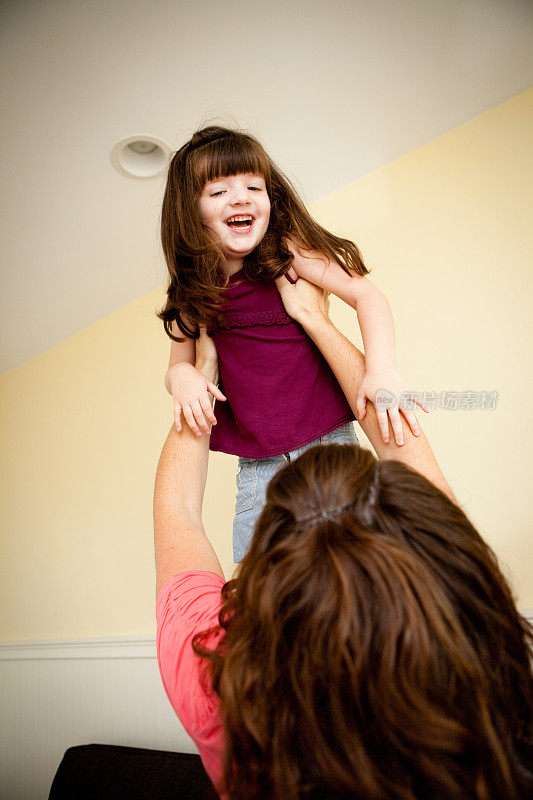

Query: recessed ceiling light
left=110, top=134, right=171, bottom=179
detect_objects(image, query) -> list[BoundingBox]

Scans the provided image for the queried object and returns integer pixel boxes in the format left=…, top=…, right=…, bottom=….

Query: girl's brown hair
left=194, top=444, right=533, bottom=800
left=158, top=126, right=368, bottom=341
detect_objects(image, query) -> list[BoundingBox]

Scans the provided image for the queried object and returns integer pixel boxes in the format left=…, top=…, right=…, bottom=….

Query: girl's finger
left=376, top=410, right=390, bottom=444
left=199, top=396, right=217, bottom=426
left=414, top=396, right=431, bottom=413
left=388, top=409, right=404, bottom=446
left=173, top=402, right=182, bottom=432
left=182, top=405, right=202, bottom=437
left=191, top=400, right=210, bottom=435
left=400, top=407, right=421, bottom=437
left=206, top=381, right=226, bottom=401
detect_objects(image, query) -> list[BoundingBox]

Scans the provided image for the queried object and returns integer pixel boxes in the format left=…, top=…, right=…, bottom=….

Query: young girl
left=159, top=125, right=425, bottom=561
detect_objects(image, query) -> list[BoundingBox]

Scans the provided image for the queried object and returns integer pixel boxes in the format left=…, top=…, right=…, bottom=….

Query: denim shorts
left=232, top=422, right=359, bottom=562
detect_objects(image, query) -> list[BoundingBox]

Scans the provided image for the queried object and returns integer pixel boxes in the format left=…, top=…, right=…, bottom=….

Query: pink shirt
left=156, top=571, right=227, bottom=798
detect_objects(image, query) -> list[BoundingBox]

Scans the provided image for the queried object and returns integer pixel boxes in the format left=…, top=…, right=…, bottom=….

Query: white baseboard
left=0, top=635, right=156, bottom=660
left=2, top=607, right=532, bottom=662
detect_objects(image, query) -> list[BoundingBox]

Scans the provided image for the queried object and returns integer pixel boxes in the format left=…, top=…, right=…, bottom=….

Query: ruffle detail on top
left=216, top=309, right=293, bottom=330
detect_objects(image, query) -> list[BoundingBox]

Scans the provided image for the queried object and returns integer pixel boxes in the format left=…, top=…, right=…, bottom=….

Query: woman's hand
left=274, top=270, right=329, bottom=323
left=167, top=344, right=226, bottom=436
left=356, top=367, right=428, bottom=445
left=195, top=326, right=220, bottom=383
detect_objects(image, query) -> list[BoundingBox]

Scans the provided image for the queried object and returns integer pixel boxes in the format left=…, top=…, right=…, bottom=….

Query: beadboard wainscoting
left=0, top=636, right=197, bottom=800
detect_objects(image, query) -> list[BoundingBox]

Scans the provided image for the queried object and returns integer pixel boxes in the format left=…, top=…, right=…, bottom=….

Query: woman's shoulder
left=156, top=571, right=225, bottom=737
left=156, top=570, right=225, bottom=618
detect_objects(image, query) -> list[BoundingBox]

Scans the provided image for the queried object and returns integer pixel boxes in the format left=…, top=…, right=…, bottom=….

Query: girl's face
left=198, top=172, right=271, bottom=271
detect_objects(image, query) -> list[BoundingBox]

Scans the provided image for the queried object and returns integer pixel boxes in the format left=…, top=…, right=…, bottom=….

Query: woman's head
left=195, top=444, right=533, bottom=800
left=159, top=125, right=368, bottom=340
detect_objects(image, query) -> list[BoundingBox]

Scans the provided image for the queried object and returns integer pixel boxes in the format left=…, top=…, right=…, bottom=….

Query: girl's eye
left=208, top=184, right=263, bottom=196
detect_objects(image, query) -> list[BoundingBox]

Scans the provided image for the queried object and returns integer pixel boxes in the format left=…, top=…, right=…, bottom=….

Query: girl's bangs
left=192, top=137, right=271, bottom=193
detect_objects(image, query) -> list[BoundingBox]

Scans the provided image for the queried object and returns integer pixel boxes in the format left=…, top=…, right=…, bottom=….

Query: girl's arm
left=164, top=324, right=195, bottom=393
left=165, top=322, right=226, bottom=436
left=286, top=240, right=427, bottom=446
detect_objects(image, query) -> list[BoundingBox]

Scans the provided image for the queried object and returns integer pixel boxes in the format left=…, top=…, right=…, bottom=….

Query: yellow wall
left=1, top=89, right=532, bottom=640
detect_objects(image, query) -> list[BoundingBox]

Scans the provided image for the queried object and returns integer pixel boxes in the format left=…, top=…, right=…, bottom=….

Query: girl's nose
left=230, top=186, right=251, bottom=205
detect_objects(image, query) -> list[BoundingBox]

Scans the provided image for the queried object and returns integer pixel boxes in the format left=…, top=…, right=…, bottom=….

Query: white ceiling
left=1, top=0, right=532, bottom=374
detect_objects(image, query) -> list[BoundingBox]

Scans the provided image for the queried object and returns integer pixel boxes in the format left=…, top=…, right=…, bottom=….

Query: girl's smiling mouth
left=226, top=215, right=254, bottom=233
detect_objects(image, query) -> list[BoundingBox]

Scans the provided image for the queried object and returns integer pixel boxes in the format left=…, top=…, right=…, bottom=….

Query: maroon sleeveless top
left=208, top=270, right=354, bottom=458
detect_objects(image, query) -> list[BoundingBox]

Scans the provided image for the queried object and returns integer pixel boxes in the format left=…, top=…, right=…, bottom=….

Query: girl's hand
left=168, top=360, right=226, bottom=436
left=356, top=367, right=429, bottom=445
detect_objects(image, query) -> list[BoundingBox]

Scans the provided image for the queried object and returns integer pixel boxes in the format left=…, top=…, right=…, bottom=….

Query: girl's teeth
left=227, top=219, right=252, bottom=228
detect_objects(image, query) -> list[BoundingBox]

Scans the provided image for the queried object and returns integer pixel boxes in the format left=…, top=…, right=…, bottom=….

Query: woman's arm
left=154, top=329, right=225, bottom=593
left=154, top=424, right=224, bottom=595
left=275, top=275, right=455, bottom=502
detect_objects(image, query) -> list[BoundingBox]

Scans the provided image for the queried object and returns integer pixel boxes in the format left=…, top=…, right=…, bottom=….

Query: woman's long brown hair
left=193, top=444, right=533, bottom=800
left=158, top=125, right=368, bottom=340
